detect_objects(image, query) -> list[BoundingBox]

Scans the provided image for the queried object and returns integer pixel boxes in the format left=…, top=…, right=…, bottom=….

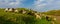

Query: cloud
left=8, top=0, right=19, bottom=6
left=0, top=0, right=26, bottom=8
left=32, top=0, right=47, bottom=11
left=9, top=2, right=18, bottom=6
left=33, top=0, right=60, bottom=12
left=34, top=0, right=47, bottom=8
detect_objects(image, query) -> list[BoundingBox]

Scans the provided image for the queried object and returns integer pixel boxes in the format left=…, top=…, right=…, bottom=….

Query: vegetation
left=42, top=10, right=60, bottom=16
left=0, top=8, right=56, bottom=24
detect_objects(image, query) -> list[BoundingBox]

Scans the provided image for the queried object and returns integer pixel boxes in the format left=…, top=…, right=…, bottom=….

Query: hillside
left=41, top=10, right=60, bottom=24
left=0, top=8, right=56, bottom=24
left=42, top=10, right=60, bottom=16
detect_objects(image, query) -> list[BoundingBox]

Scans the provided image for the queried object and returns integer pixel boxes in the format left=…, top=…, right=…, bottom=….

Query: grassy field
left=0, top=8, right=55, bottom=24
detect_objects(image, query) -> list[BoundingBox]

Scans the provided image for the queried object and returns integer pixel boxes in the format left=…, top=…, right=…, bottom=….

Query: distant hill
left=42, top=10, right=60, bottom=16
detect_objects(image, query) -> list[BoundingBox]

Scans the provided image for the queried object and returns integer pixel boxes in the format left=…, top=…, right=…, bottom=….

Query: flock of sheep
left=4, top=8, right=18, bottom=13
left=4, top=8, right=56, bottom=24
left=4, top=8, right=26, bottom=14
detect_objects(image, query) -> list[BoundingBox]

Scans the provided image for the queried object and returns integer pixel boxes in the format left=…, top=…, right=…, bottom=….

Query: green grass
left=0, top=8, right=52, bottom=24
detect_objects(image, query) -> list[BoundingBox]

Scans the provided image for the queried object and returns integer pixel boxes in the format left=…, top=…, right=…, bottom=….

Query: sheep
left=34, top=13, right=41, bottom=19
left=14, top=9, right=18, bottom=13
left=27, top=11, right=35, bottom=16
left=52, top=17, right=56, bottom=21
left=22, top=10, right=26, bottom=14
left=45, top=16, right=51, bottom=21
left=46, top=16, right=49, bottom=21
left=53, top=17, right=56, bottom=21
left=42, top=14, right=45, bottom=16
left=4, top=8, right=8, bottom=12
left=51, top=21, right=55, bottom=24
left=51, top=17, right=56, bottom=24
left=4, top=8, right=19, bottom=13
left=36, top=15, right=41, bottom=19
left=28, top=11, right=41, bottom=19
left=50, top=17, right=56, bottom=24
left=8, top=8, right=12, bottom=12
left=28, top=12, right=41, bottom=19
left=12, top=8, right=15, bottom=12
left=8, top=8, right=15, bottom=12
left=19, top=10, right=27, bottom=14
left=4, top=8, right=10, bottom=12
left=45, top=16, right=56, bottom=22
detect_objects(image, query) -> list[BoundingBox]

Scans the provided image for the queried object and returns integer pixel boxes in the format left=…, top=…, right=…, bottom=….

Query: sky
left=0, top=0, right=60, bottom=12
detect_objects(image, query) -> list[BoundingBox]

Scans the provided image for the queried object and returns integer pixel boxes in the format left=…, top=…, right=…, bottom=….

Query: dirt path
left=55, top=16, right=60, bottom=24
